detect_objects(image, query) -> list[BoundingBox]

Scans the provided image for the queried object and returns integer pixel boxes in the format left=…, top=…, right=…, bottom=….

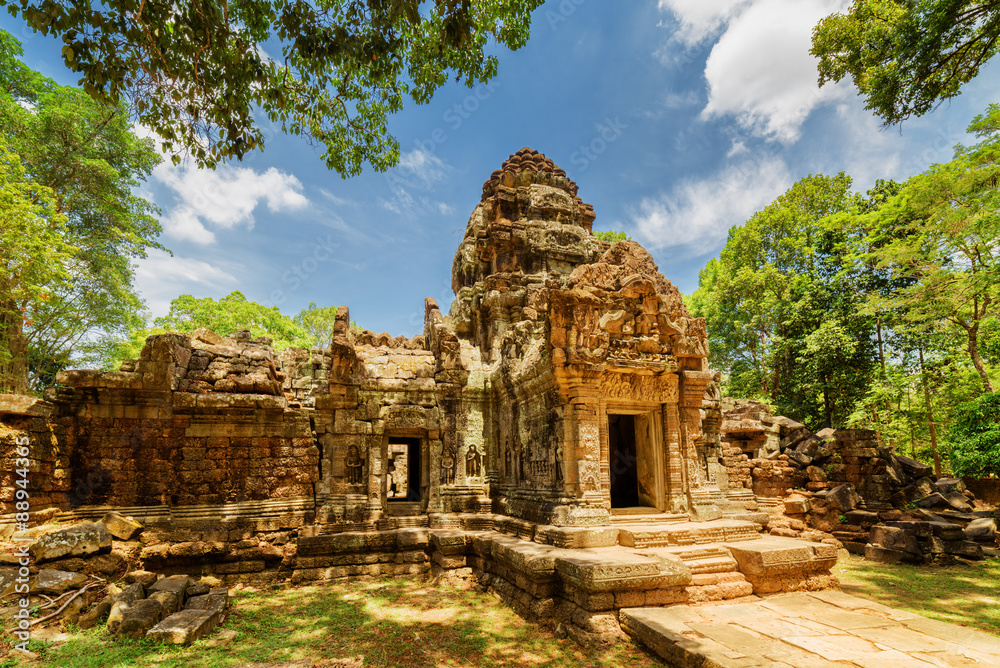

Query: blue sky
left=5, top=1, right=1000, bottom=337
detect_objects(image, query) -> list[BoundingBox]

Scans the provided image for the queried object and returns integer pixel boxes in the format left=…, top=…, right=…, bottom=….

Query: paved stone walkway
left=621, top=590, right=1000, bottom=667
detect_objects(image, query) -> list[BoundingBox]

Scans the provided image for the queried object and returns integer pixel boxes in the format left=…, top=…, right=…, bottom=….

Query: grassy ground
left=2, top=578, right=665, bottom=668
left=5, top=556, right=998, bottom=666
left=834, top=552, right=1000, bottom=636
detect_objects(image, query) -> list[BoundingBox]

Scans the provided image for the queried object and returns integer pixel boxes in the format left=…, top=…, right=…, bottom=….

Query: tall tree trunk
left=877, top=316, right=886, bottom=378
left=0, top=298, right=29, bottom=394
left=967, top=326, right=995, bottom=392
left=918, top=346, right=941, bottom=478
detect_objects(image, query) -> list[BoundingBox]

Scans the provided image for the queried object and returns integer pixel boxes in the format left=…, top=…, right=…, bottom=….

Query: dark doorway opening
left=387, top=438, right=421, bottom=502
left=609, top=414, right=639, bottom=508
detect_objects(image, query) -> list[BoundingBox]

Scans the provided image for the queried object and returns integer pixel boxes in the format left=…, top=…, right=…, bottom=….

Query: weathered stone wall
left=963, top=477, right=1000, bottom=506
left=32, top=332, right=319, bottom=513
left=0, top=396, right=71, bottom=515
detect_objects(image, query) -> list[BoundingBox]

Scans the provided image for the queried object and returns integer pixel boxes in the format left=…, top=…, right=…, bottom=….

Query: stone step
left=609, top=509, right=688, bottom=524
left=618, top=519, right=761, bottom=548
left=384, top=502, right=424, bottom=517
left=640, top=545, right=740, bottom=575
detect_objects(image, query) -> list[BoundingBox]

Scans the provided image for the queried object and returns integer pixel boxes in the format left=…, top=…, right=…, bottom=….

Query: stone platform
left=621, top=590, right=1000, bottom=667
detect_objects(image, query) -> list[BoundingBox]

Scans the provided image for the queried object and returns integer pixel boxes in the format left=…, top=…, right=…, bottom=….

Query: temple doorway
left=387, top=437, right=421, bottom=502
left=607, top=410, right=661, bottom=510
left=609, top=414, right=639, bottom=507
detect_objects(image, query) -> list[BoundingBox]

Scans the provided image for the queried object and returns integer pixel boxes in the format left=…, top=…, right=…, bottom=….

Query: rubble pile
left=0, top=513, right=232, bottom=645
left=721, top=400, right=999, bottom=566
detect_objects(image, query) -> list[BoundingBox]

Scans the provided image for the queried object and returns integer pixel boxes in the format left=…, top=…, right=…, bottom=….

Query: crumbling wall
left=0, top=395, right=71, bottom=516
left=39, top=331, right=319, bottom=510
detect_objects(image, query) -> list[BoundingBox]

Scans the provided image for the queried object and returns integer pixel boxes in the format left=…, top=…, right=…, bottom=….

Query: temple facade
left=21, top=148, right=755, bottom=532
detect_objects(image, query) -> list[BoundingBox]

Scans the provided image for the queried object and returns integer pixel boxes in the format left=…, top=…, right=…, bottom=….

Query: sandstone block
left=150, top=590, right=181, bottom=614
left=146, top=609, right=220, bottom=644
left=115, top=598, right=167, bottom=639
left=934, top=478, right=966, bottom=494
left=33, top=569, right=87, bottom=595
left=149, top=575, right=193, bottom=606
left=869, top=525, right=920, bottom=555
left=964, top=518, right=998, bottom=542
left=783, top=496, right=810, bottom=514
left=945, top=540, right=984, bottom=559
left=101, top=512, right=144, bottom=540
left=826, top=484, right=861, bottom=512
left=107, top=583, right=148, bottom=632
left=944, top=492, right=974, bottom=512
left=78, top=598, right=112, bottom=629
left=863, top=544, right=908, bottom=564
left=29, top=522, right=112, bottom=563
left=895, top=455, right=932, bottom=479
left=915, top=492, right=950, bottom=509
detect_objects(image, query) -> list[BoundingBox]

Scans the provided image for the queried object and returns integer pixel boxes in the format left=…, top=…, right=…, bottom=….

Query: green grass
left=834, top=553, right=1000, bottom=636
left=4, top=578, right=665, bottom=667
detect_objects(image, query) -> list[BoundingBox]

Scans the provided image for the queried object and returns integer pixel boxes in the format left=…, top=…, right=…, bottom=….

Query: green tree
left=155, top=291, right=311, bottom=349
left=0, top=136, right=74, bottom=393
left=3, top=0, right=544, bottom=174
left=949, top=392, right=1000, bottom=477
left=293, top=302, right=345, bottom=348
left=0, top=28, right=162, bottom=392
left=690, top=173, right=877, bottom=427
left=867, top=105, right=1000, bottom=392
left=593, top=230, right=630, bottom=243
left=812, top=0, right=1000, bottom=125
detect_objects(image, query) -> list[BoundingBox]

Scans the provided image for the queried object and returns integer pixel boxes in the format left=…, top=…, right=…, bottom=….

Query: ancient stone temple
left=1, top=148, right=843, bottom=647
left=308, top=146, right=748, bottom=529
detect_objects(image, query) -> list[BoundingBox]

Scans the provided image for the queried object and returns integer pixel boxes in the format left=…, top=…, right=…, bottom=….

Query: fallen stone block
left=148, top=575, right=193, bottom=606
left=28, top=522, right=112, bottom=563
left=783, top=495, right=811, bottom=514
left=895, top=455, right=932, bottom=479
left=864, top=544, right=910, bottom=564
left=150, top=590, right=181, bottom=614
left=869, top=525, right=921, bottom=555
left=944, top=492, right=974, bottom=513
left=186, top=583, right=211, bottom=597
left=115, top=598, right=167, bottom=639
left=827, top=484, right=862, bottom=512
left=964, top=518, right=998, bottom=543
left=844, top=510, right=879, bottom=526
left=33, top=569, right=87, bottom=595
left=107, top=582, right=147, bottom=632
left=915, top=492, right=950, bottom=509
left=928, top=521, right=965, bottom=541
left=101, top=512, right=144, bottom=541
left=934, top=478, right=967, bottom=495
left=146, top=609, right=219, bottom=645
left=945, top=540, right=984, bottom=560
left=785, top=451, right=812, bottom=468
left=78, top=598, right=112, bottom=629
left=126, top=570, right=158, bottom=587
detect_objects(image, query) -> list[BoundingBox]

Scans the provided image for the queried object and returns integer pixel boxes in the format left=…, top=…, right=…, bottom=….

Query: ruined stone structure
left=1, top=149, right=844, bottom=646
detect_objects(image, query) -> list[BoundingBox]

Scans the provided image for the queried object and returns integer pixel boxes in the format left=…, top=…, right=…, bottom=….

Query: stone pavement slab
left=620, top=591, right=1000, bottom=667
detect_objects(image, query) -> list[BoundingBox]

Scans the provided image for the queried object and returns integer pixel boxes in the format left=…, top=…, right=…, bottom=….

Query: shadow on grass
left=26, top=578, right=665, bottom=668
left=834, top=554, right=1000, bottom=636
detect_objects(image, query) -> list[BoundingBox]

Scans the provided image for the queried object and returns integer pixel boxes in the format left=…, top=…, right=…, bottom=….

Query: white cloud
left=701, top=0, right=851, bottom=143
left=630, top=156, right=790, bottom=255
left=380, top=148, right=453, bottom=218
left=659, top=0, right=851, bottom=144
left=392, top=147, right=449, bottom=188
left=134, top=250, right=239, bottom=317
left=658, top=0, right=752, bottom=46
left=153, top=161, right=309, bottom=244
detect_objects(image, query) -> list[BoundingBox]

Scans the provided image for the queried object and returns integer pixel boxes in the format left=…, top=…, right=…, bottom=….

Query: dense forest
left=688, top=106, right=1000, bottom=479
